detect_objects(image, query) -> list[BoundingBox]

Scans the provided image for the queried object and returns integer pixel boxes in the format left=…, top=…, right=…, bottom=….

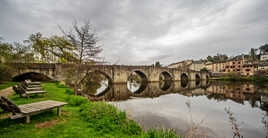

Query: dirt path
left=0, top=87, right=14, bottom=97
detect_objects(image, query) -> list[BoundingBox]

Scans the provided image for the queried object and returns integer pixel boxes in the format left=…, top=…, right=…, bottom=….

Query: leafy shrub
left=65, top=88, right=74, bottom=95
left=79, top=102, right=142, bottom=135
left=57, top=84, right=67, bottom=88
left=66, top=95, right=88, bottom=106
left=0, top=64, right=13, bottom=83
left=55, top=81, right=60, bottom=86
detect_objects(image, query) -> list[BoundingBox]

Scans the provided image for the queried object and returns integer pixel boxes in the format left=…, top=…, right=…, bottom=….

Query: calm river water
left=83, top=80, right=268, bottom=138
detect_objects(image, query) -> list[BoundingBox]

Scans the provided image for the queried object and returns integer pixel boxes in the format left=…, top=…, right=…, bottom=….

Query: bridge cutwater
left=7, top=63, right=210, bottom=84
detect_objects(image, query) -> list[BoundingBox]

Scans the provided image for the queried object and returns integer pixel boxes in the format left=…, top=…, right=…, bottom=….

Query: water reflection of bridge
left=83, top=80, right=210, bottom=101
left=82, top=81, right=268, bottom=113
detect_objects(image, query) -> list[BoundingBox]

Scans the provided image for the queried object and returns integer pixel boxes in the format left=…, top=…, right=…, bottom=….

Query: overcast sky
left=0, top=0, right=268, bottom=65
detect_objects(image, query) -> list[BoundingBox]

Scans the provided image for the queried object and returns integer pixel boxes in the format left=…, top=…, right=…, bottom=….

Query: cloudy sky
left=0, top=0, right=268, bottom=65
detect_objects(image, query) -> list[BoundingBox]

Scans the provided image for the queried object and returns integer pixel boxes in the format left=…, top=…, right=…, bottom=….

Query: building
left=224, top=59, right=258, bottom=76
left=206, top=62, right=226, bottom=73
left=260, top=49, right=268, bottom=61
left=260, top=54, right=268, bottom=61
left=168, top=60, right=206, bottom=71
left=258, top=62, right=268, bottom=71
left=224, top=60, right=244, bottom=73
left=168, top=60, right=193, bottom=69
left=189, top=61, right=207, bottom=71
left=241, top=64, right=256, bottom=76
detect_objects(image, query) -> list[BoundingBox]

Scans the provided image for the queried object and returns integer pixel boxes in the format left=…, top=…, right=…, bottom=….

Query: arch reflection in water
left=127, top=71, right=148, bottom=93
left=159, top=80, right=173, bottom=91
left=195, top=74, right=201, bottom=86
left=181, top=73, right=189, bottom=88
left=80, top=70, right=111, bottom=96
left=84, top=81, right=210, bottom=101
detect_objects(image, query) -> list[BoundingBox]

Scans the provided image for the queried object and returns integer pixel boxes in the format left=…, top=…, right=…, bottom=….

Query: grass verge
left=0, top=82, right=180, bottom=138
left=0, top=82, right=18, bottom=90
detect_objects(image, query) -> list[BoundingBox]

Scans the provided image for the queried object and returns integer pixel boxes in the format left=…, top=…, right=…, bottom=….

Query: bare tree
left=59, top=21, right=103, bottom=94
left=60, top=21, right=102, bottom=64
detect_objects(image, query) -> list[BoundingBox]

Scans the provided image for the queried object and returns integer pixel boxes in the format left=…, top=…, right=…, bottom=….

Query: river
left=82, top=80, right=268, bottom=138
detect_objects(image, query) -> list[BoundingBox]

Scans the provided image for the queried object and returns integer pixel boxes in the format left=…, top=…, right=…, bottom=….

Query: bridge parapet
left=6, top=63, right=210, bottom=83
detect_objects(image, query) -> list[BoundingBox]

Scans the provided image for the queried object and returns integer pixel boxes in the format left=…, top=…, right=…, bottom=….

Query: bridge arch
left=12, top=72, right=53, bottom=82
left=159, top=71, right=172, bottom=81
left=127, top=70, right=148, bottom=93
left=92, top=70, right=113, bottom=85
left=131, top=70, right=148, bottom=82
left=181, top=73, right=189, bottom=81
left=86, top=70, right=113, bottom=96
left=181, top=73, right=189, bottom=88
left=195, top=73, right=201, bottom=80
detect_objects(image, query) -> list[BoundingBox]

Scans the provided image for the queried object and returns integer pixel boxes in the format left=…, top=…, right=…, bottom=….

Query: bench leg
left=26, top=115, right=30, bottom=123
left=57, top=107, right=61, bottom=116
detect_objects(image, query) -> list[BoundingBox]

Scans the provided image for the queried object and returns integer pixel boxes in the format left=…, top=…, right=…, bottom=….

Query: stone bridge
left=8, top=63, right=210, bottom=84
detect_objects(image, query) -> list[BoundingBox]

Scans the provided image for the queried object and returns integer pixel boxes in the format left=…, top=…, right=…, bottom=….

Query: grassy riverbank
left=0, top=82, right=18, bottom=90
left=0, top=82, right=180, bottom=138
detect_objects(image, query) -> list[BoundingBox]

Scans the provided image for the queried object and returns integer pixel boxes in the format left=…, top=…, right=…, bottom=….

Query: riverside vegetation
left=0, top=82, right=180, bottom=138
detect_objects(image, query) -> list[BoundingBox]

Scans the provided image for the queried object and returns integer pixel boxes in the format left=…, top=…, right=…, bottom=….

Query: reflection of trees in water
left=261, top=113, right=268, bottom=138
left=224, top=107, right=243, bottom=138
left=128, top=82, right=141, bottom=93
left=184, top=100, right=211, bottom=138
left=80, top=72, right=108, bottom=96
left=127, top=72, right=148, bottom=93
left=128, top=73, right=141, bottom=83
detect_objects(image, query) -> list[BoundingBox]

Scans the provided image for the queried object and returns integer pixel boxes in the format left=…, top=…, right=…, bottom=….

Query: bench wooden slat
left=19, top=100, right=67, bottom=114
left=25, top=91, right=47, bottom=94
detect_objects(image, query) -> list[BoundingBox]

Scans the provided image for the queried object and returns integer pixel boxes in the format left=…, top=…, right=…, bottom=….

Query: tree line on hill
left=206, top=44, right=268, bottom=63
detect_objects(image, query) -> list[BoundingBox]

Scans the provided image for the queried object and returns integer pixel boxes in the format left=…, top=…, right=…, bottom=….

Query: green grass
left=0, top=83, right=180, bottom=138
left=0, top=82, right=18, bottom=90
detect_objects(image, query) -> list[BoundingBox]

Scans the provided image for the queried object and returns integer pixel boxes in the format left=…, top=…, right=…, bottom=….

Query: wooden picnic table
left=15, top=100, right=67, bottom=123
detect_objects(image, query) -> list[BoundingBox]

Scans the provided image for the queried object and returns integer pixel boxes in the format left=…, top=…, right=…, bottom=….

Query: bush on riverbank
left=66, top=95, right=88, bottom=106
left=0, top=64, right=13, bottom=83
left=79, top=102, right=142, bottom=136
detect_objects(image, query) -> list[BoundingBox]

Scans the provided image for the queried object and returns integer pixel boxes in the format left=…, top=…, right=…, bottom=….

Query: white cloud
left=0, top=0, right=268, bottom=65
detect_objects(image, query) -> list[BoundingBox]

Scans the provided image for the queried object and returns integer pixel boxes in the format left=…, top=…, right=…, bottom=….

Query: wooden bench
left=0, top=96, right=67, bottom=123
left=25, top=80, right=41, bottom=85
left=13, top=85, right=47, bottom=98
left=20, top=83, right=43, bottom=91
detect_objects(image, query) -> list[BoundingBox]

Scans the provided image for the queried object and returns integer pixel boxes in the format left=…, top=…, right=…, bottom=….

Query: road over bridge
left=8, top=63, right=210, bottom=84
